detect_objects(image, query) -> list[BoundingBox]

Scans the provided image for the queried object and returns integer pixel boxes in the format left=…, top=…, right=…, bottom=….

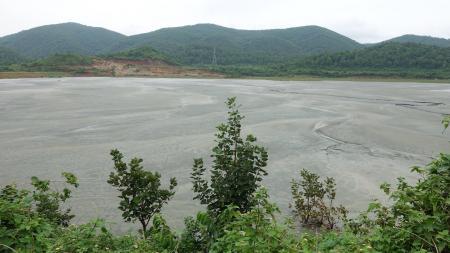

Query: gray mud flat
left=1, top=77, right=449, bottom=232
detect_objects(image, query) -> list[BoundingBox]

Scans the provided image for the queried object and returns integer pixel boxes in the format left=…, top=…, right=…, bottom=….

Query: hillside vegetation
left=104, top=46, right=175, bottom=64
left=0, top=22, right=126, bottom=58
left=0, top=46, right=25, bottom=66
left=388, top=34, right=450, bottom=48
left=282, top=42, right=450, bottom=78
left=212, top=42, right=450, bottom=79
left=1, top=22, right=450, bottom=79
left=0, top=23, right=362, bottom=64
left=110, top=24, right=362, bottom=65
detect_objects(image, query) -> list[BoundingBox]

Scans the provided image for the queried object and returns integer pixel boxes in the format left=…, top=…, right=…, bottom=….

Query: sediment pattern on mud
left=0, top=78, right=449, bottom=232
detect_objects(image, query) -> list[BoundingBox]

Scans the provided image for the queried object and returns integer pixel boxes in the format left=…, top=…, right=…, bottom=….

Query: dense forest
left=1, top=22, right=450, bottom=79
left=278, top=42, right=450, bottom=79
left=1, top=41, right=450, bottom=80
left=0, top=23, right=359, bottom=63
left=1, top=98, right=449, bottom=252
left=104, top=46, right=175, bottom=64
left=387, top=35, right=450, bottom=48
left=293, top=42, right=450, bottom=69
left=0, top=23, right=126, bottom=58
left=109, top=24, right=362, bottom=65
left=211, top=42, right=450, bottom=79
left=0, top=46, right=25, bottom=65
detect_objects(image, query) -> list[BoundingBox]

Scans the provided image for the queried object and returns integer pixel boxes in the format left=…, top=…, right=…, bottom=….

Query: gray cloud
left=0, top=0, right=449, bottom=43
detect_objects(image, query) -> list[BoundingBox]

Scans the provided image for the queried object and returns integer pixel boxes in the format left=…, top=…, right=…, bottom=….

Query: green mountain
left=0, top=46, right=25, bottom=65
left=272, top=42, right=450, bottom=79
left=3, top=22, right=449, bottom=68
left=386, top=35, right=450, bottom=47
left=110, top=24, right=363, bottom=65
left=295, top=42, right=450, bottom=69
left=0, top=23, right=126, bottom=58
left=0, top=22, right=363, bottom=64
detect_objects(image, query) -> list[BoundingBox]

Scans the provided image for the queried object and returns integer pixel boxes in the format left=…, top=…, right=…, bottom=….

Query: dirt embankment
left=0, top=59, right=224, bottom=79
left=90, top=59, right=223, bottom=78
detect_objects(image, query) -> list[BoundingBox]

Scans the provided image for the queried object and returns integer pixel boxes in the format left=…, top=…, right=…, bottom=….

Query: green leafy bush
left=290, top=169, right=348, bottom=230
left=0, top=186, right=55, bottom=252
left=31, top=172, right=79, bottom=226
left=192, top=97, right=268, bottom=214
left=347, top=153, right=450, bottom=252
left=211, top=188, right=302, bottom=253
left=108, top=149, right=177, bottom=237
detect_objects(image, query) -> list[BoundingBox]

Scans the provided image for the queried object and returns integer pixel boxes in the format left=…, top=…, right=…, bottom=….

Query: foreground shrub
left=211, top=188, right=302, bottom=253
left=0, top=172, right=78, bottom=252
left=290, top=169, right=348, bottom=230
left=108, top=149, right=177, bottom=237
left=0, top=186, right=55, bottom=252
left=348, top=153, right=450, bottom=252
left=192, top=97, right=269, bottom=215
left=31, top=172, right=79, bottom=226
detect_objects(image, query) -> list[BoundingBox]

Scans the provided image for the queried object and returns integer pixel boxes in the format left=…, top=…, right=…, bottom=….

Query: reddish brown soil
left=90, top=59, right=223, bottom=78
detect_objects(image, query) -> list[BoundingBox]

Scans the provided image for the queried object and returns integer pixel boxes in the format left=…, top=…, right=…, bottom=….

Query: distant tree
left=290, top=169, right=347, bottom=230
left=107, top=149, right=177, bottom=238
left=191, top=97, right=268, bottom=214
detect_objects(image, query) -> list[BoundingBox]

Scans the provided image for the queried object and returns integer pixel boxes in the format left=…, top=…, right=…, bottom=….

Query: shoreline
left=1, top=71, right=450, bottom=84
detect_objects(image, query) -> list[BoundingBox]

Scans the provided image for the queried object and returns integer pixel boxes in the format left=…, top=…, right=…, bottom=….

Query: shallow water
left=1, top=77, right=449, bottom=232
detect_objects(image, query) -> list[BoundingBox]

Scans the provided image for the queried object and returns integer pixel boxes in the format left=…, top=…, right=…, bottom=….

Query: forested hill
left=267, top=42, right=450, bottom=79
left=293, top=42, right=450, bottom=69
left=0, top=46, right=25, bottom=65
left=109, top=24, right=363, bottom=65
left=0, top=23, right=126, bottom=58
left=0, top=23, right=363, bottom=64
left=387, top=35, right=450, bottom=48
left=104, top=46, right=175, bottom=64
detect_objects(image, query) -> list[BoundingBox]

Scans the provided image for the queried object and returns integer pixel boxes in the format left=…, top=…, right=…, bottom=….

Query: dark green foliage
left=294, top=42, right=450, bottom=69
left=299, top=231, right=375, bottom=252
left=388, top=34, right=450, bottom=48
left=50, top=219, right=117, bottom=252
left=213, top=42, right=450, bottom=79
left=21, top=53, right=93, bottom=71
left=0, top=22, right=125, bottom=58
left=30, top=172, right=79, bottom=226
left=146, top=214, right=178, bottom=252
left=110, top=24, right=361, bottom=65
left=107, top=149, right=177, bottom=237
left=0, top=185, right=55, bottom=252
left=0, top=46, right=25, bottom=65
left=290, top=169, right=348, bottom=230
left=202, top=43, right=450, bottom=80
left=347, top=153, right=450, bottom=253
left=0, top=172, right=78, bottom=251
left=211, top=188, right=302, bottom=253
left=191, top=97, right=268, bottom=214
left=0, top=23, right=362, bottom=65
left=178, top=212, right=215, bottom=253
left=105, top=46, right=175, bottom=64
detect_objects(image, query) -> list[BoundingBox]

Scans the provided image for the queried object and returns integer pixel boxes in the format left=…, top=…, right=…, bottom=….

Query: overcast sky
left=1, top=0, right=449, bottom=43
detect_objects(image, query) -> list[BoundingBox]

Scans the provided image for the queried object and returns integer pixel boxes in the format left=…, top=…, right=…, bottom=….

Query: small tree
left=191, top=97, right=268, bottom=214
left=107, top=149, right=177, bottom=237
left=290, top=169, right=347, bottom=230
left=31, top=172, right=79, bottom=226
left=443, top=115, right=450, bottom=131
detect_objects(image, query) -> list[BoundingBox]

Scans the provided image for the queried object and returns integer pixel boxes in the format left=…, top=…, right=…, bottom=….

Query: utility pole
left=212, top=47, right=217, bottom=65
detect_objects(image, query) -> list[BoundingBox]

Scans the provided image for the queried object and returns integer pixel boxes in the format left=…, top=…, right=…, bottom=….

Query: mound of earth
left=90, top=59, right=223, bottom=78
